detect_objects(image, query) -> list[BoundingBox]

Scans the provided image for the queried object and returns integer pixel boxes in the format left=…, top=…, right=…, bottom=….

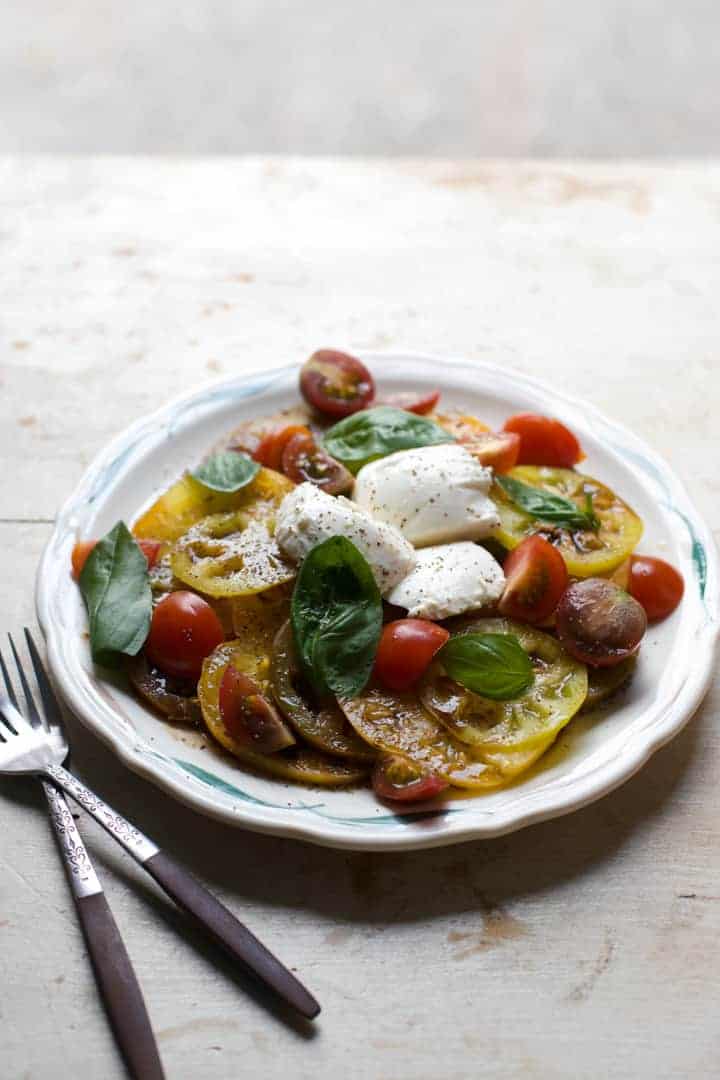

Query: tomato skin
left=503, top=413, right=583, bottom=467
left=253, top=424, right=311, bottom=472
left=145, top=591, right=225, bottom=680
left=219, top=665, right=295, bottom=752
left=372, top=754, right=448, bottom=802
left=375, top=619, right=450, bottom=691
left=556, top=578, right=647, bottom=668
left=72, top=538, right=161, bottom=580
left=377, top=390, right=441, bottom=415
left=629, top=555, right=684, bottom=621
left=281, top=432, right=354, bottom=494
left=461, top=431, right=521, bottom=473
left=299, top=350, right=375, bottom=417
left=498, top=535, right=569, bottom=624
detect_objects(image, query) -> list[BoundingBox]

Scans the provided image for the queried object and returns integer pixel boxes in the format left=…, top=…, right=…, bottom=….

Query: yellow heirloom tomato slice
left=133, top=467, right=293, bottom=543
left=492, top=465, right=643, bottom=577
left=419, top=617, right=587, bottom=754
left=170, top=512, right=295, bottom=598
left=340, top=687, right=504, bottom=790
left=198, top=642, right=367, bottom=786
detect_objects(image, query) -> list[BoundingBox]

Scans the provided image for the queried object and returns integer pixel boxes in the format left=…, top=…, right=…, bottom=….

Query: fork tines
left=0, top=630, right=61, bottom=737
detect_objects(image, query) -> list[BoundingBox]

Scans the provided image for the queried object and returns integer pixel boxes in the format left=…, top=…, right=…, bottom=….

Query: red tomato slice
left=253, top=424, right=311, bottom=472
left=461, top=431, right=521, bottom=473
left=375, top=619, right=450, bottom=691
left=372, top=754, right=448, bottom=803
left=72, top=538, right=162, bottom=580
left=219, top=665, right=295, bottom=752
left=145, top=591, right=225, bottom=681
left=498, top=535, right=569, bottom=624
left=299, top=350, right=375, bottom=417
left=280, top=432, right=354, bottom=494
left=629, top=555, right=684, bottom=622
left=502, top=413, right=583, bottom=467
left=377, top=390, right=441, bottom=415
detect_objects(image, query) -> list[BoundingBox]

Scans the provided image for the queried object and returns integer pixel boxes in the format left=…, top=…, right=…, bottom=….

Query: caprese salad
left=72, top=350, right=684, bottom=805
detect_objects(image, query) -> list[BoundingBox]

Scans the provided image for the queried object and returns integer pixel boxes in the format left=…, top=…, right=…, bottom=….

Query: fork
left=0, top=629, right=320, bottom=1023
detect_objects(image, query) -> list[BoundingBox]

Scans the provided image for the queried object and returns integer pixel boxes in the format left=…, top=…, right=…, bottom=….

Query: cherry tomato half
left=498, top=535, right=569, bottom=624
left=629, top=555, right=684, bottom=622
left=461, top=430, right=521, bottom=473
left=72, top=538, right=162, bottom=580
left=281, top=432, right=354, bottom=494
left=299, top=350, right=375, bottom=417
left=145, top=591, right=225, bottom=681
left=219, top=665, right=295, bottom=753
left=377, top=389, right=441, bottom=415
left=375, top=619, right=450, bottom=691
left=372, top=754, right=448, bottom=803
left=502, top=413, right=583, bottom=468
left=556, top=578, right=647, bottom=668
left=253, top=424, right=312, bottom=472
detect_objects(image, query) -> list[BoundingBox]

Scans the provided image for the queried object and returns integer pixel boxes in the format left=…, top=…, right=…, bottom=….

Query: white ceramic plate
left=36, top=355, right=719, bottom=851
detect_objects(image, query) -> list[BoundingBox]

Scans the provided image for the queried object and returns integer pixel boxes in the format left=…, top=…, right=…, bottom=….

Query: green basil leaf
left=495, top=474, right=600, bottom=531
left=191, top=452, right=260, bottom=493
left=291, top=536, right=383, bottom=698
left=79, top=522, right=152, bottom=665
left=438, top=633, right=534, bottom=701
left=322, top=406, right=454, bottom=473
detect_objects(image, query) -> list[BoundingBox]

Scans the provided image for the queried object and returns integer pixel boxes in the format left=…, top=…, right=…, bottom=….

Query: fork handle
left=44, top=763, right=320, bottom=1020
left=43, top=783, right=165, bottom=1080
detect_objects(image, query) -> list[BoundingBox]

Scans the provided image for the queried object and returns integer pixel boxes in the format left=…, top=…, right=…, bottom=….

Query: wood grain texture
left=1, top=157, right=719, bottom=1080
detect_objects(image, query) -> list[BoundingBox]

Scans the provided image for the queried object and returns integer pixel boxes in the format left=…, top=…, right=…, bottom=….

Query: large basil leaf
left=495, top=474, right=600, bottom=531
left=438, top=633, right=534, bottom=700
left=322, top=406, right=454, bottom=473
left=79, top=522, right=152, bottom=665
left=291, top=536, right=382, bottom=698
left=191, top=451, right=260, bottom=493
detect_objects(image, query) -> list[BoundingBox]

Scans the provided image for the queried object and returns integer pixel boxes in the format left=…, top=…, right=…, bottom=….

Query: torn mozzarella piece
left=353, top=443, right=500, bottom=547
left=275, top=482, right=416, bottom=593
left=387, top=542, right=505, bottom=620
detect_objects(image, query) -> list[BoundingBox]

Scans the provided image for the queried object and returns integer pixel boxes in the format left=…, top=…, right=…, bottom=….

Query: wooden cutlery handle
left=77, top=892, right=166, bottom=1080
left=144, top=851, right=320, bottom=1020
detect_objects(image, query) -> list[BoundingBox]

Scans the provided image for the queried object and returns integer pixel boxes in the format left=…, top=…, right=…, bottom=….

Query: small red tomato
left=556, top=578, right=647, bottom=667
left=72, top=538, right=162, bottom=580
left=499, top=535, right=569, bottom=624
left=253, top=424, right=312, bottom=472
left=219, top=665, right=295, bottom=753
left=280, top=432, right=354, bottom=494
left=145, top=591, right=225, bottom=681
left=377, top=389, right=441, bottom=415
left=503, top=413, right=583, bottom=467
left=372, top=754, right=448, bottom=803
left=299, top=349, right=375, bottom=417
left=375, top=619, right=450, bottom=691
left=461, top=431, right=521, bottom=473
left=629, top=555, right=684, bottom=622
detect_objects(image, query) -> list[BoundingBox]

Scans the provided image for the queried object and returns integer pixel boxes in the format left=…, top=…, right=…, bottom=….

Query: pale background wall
left=2, top=0, right=719, bottom=155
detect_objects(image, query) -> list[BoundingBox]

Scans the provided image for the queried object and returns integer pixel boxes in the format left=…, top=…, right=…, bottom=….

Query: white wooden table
left=1, top=157, right=719, bottom=1080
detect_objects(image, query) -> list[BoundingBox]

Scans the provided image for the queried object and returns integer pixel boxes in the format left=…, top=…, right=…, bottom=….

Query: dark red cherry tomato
left=281, top=432, right=354, bottom=494
left=372, top=754, right=448, bottom=802
left=145, top=591, right=225, bottom=680
left=629, top=555, right=684, bottom=622
left=461, top=430, right=521, bottom=473
left=556, top=578, right=647, bottom=668
left=499, top=535, right=569, bottom=623
left=253, top=424, right=312, bottom=472
left=502, top=413, right=583, bottom=467
left=299, top=350, right=375, bottom=417
left=375, top=619, right=450, bottom=691
left=377, top=389, right=441, bottom=415
left=72, top=538, right=161, bottom=580
left=219, top=665, right=295, bottom=753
